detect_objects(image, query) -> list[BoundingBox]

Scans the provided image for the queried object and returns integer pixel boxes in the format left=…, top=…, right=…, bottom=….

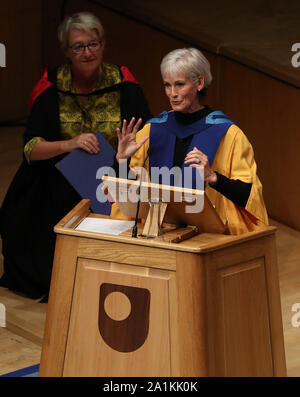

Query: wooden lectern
left=39, top=180, right=286, bottom=376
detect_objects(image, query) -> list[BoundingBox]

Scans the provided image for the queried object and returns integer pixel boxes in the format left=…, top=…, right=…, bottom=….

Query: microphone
left=132, top=146, right=152, bottom=238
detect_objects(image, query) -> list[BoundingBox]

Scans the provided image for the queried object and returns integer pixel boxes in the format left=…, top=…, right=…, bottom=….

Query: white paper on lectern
left=75, top=217, right=135, bottom=235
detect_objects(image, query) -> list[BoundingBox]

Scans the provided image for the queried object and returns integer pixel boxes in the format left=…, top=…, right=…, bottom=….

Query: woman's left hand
left=184, top=146, right=217, bottom=184
left=64, top=133, right=99, bottom=154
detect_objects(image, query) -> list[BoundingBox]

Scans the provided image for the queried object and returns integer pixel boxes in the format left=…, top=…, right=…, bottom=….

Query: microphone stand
left=132, top=147, right=151, bottom=238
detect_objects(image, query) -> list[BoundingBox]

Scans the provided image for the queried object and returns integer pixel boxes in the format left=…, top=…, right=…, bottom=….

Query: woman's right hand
left=29, top=133, right=98, bottom=161
left=116, top=117, right=148, bottom=161
left=64, top=133, right=99, bottom=154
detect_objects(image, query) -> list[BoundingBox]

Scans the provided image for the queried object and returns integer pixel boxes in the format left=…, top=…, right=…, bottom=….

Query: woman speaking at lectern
left=0, top=12, right=151, bottom=300
left=113, top=48, right=268, bottom=235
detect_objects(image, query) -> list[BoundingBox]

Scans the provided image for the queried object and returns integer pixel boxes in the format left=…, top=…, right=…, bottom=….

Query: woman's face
left=163, top=72, right=204, bottom=113
left=66, top=28, right=104, bottom=79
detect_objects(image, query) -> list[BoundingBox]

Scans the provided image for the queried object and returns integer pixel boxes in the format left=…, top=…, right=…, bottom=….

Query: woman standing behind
left=0, top=12, right=151, bottom=300
left=114, top=48, right=268, bottom=234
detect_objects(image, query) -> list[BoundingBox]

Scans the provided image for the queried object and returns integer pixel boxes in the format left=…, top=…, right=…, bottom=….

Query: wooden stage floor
left=0, top=127, right=300, bottom=377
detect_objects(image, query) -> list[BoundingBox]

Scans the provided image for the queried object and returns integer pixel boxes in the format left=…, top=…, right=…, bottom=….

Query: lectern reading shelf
left=101, top=176, right=227, bottom=239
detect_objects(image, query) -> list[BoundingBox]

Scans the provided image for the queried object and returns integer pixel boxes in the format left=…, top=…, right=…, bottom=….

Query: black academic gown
left=0, top=66, right=152, bottom=299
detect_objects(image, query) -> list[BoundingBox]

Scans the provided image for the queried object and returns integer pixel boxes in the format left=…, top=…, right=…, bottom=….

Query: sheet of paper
left=75, top=217, right=135, bottom=236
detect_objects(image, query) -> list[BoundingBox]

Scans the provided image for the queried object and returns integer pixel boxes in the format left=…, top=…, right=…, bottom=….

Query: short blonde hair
left=160, top=48, right=212, bottom=88
left=58, top=11, right=105, bottom=50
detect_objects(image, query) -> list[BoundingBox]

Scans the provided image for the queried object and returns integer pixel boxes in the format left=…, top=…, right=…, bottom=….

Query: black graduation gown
left=0, top=66, right=152, bottom=299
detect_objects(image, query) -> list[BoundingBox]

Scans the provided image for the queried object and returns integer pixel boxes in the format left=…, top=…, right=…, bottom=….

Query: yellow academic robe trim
left=206, top=124, right=268, bottom=234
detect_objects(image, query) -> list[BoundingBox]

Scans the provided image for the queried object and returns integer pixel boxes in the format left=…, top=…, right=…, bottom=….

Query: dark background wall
left=0, top=0, right=42, bottom=121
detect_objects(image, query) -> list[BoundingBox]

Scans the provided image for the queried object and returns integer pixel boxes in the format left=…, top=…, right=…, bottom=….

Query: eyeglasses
left=68, top=40, right=102, bottom=55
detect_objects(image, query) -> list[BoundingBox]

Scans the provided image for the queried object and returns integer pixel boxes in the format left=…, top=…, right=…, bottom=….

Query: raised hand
left=116, top=117, right=148, bottom=161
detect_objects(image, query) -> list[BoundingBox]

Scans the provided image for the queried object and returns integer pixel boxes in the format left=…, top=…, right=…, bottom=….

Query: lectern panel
left=63, top=258, right=173, bottom=377
left=216, top=258, right=273, bottom=376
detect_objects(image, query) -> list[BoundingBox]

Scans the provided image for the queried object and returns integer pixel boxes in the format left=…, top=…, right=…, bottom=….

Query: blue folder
left=56, top=132, right=116, bottom=215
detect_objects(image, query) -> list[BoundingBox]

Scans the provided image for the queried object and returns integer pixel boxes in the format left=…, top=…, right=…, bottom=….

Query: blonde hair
left=58, top=12, right=104, bottom=49
left=160, top=48, right=212, bottom=88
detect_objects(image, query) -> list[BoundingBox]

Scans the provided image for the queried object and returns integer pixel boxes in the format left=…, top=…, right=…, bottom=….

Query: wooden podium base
left=39, top=200, right=286, bottom=377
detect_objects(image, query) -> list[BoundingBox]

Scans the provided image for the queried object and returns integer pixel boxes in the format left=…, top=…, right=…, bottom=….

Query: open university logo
left=99, top=283, right=150, bottom=352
